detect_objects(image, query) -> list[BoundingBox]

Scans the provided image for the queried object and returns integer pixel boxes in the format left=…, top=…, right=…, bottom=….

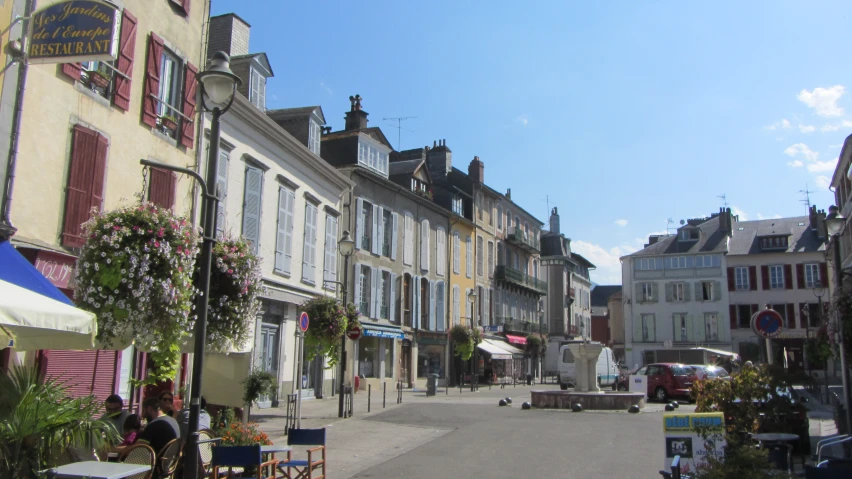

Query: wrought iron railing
left=494, top=265, right=547, bottom=294
left=505, top=227, right=540, bottom=251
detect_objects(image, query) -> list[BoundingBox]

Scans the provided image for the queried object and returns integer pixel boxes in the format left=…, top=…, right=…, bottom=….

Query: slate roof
left=389, top=159, right=422, bottom=176
left=323, top=127, right=392, bottom=148
left=728, top=216, right=826, bottom=255
left=230, top=52, right=274, bottom=77
left=627, top=215, right=728, bottom=257
left=572, top=252, right=596, bottom=269
left=591, top=285, right=622, bottom=307
left=266, top=106, right=324, bottom=124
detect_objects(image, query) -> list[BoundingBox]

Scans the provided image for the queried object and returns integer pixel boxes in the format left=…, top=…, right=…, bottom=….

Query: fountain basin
left=530, top=390, right=645, bottom=410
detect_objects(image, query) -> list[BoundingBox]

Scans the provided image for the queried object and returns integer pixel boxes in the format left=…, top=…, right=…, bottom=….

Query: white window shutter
left=453, top=286, right=460, bottom=325
left=324, top=215, right=338, bottom=286
left=483, top=289, right=490, bottom=326
left=370, top=267, right=378, bottom=319
left=420, top=219, right=429, bottom=271
left=390, top=212, right=399, bottom=260
left=413, top=276, right=420, bottom=329
left=404, top=214, right=414, bottom=266
left=376, top=206, right=385, bottom=256
left=275, top=188, right=289, bottom=273
left=353, top=263, right=362, bottom=312
left=436, top=230, right=445, bottom=276
left=429, top=280, right=436, bottom=330
left=390, top=273, right=397, bottom=323
left=371, top=207, right=380, bottom=255
left=355, top=198, right=364, bottom=250
left=437, top=282, right=445, bottom=332
left=302, top=204, right=317, bottom=283
left=453, top=233, right=460, bottom=274
left=466, top=237, right=472, bottom=278
left=241, top=166, right=263, bottom=254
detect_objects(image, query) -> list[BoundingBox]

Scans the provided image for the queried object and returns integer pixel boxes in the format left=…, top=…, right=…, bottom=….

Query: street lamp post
left=814, top=283, right=827, bottom=400
left=468, top=289, right=477, bottom=391
left=538, top=302, right=544, bottom=384
left=825, top=205, right=852, bottom=436
left=337, top=231, right=355, bottom=418
left=181, top=51, right=240, bottom=479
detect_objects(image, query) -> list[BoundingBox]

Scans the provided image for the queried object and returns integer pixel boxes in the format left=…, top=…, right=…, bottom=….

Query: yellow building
left=3, top=0, right=207, bottom=405
left=449, top=217, right=476, bottom=328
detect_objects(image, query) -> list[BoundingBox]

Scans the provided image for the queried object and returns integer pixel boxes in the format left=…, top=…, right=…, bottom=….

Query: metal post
left=295, top=331, right=303, bottom=430
left=367, top=384, right=371, bottom=412
left=832, top=237, right=852, bottom=436
left=338, top=255, right=350, bottom=418
left=181, top=106, right=221, bottom=479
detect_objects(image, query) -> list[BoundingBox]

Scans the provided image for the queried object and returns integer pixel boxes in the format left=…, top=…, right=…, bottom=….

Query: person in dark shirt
left=158, top=391, right=178, bottom=418
left=99, top=394, right=130, bottom=435
left=137, top=397, right=180, bottom=456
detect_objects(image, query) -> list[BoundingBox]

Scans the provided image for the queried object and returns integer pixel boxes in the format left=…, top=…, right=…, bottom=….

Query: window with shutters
left=487, top=241, right=494, bottom=277
left=476, top=236, right=484, bottom=276
left=466, top=236, right=472, bottom=278
left=770, top=303, right=789, bottom=329
left=170, top=0, right=191, bottom=15
left=308, top=120, right=322, bottom=155
left=403, top=212, right=414, bottom=265
left=453, top=232, right=461, bottom=274
left=804, top=302, right=822, bottom=328
left=704, top=313, right=719, bottom=341
left=360, top=201, right=374, bottom=250
left=497, top=204, right=503, bottom=230
left=215, top=148, right=230, bottom=239
left=302, top=202, right=318, bottom=284
left=156, top=48, right=183, bottom=138
left=639, top=282, right=654, bottom=302
left=673, top=313, right=688, bottom=342
left=275, top=185, right=296, bottom=275
left=769, top=265, right=784, bottom=289
left=735, top=267, right=749, bottom=290
left=249, top=67, right=266, bottom=111
left=380, top=271, right=390, bottom=319
left=672, top=283, right=685, bottom=302
left=241, top=165, right=263, bottom=254
left=640, top=314, right=655, bottom=342
left=436, top=227, right=446, bottom=276
left=147, top=167, right=176, bottom=210
left=737, top=304, right=753, bottom=328
left=804, top=263, right=820, bottom=287
left=382, top=210, right=392, bottom=257
left=359, top=266, right=371, bottom=315
left=420, top=219, right=430, bottom=271
left=453, top=285, right=460, bottom=325
left=141, top=33, right=197, bottom=148
left=322, top=214, right=338, bottom=290
left=451, top=194, right=463, bottom=215
left=700, top=281, right=715, bottom=301
left=62, top=125, right=109, bottom=248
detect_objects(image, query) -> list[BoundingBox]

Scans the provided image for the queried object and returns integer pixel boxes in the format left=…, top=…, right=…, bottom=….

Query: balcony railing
left=494, top=265, right=547, bottom=294
left=505, top=227, right=540, bottom=252
left=497, top=318, right=540, bottom=334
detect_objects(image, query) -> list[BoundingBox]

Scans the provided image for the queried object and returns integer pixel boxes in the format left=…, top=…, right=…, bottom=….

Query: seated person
left=99, top=394, right=131, bottom=435
left=119, top=414, right=142, bottom=447
left=177, top=396, right=211, bottom=438
left=136, top=397, right=180, bottom=456
left=158, top=391, right=178, bottom=418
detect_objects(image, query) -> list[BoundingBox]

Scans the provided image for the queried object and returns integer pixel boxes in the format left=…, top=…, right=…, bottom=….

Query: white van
left=558, top=345, right=618, bottom=390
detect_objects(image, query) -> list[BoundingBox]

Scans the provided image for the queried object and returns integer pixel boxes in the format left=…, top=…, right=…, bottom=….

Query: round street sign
left=751, top=308, right=783, bottom=339
left=346, top=324, right=362, bottom=341
left=299, top=312, right=309, bottom=332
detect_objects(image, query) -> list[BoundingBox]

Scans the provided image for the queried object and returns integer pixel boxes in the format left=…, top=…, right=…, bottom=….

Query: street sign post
left=299, top=312, right=309, bottom=332
left=751, top=307, right=784, bottom=365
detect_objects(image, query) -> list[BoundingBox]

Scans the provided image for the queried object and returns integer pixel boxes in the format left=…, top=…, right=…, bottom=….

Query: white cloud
left=319, top=80, right=333, bottom=96
left=820, top=120, right=852, bottom=132
left=815, top=175, right=831, bottom=189
left=615, top=219, right=628, bottom=227
left=798, top=85, right=846, bottom=117
left=732, top=206, right=748, bottom=221
left=765, top=119, right=792, bottom=131
left=515, top=115, right=529, bottom=126
left=830, top=143, right=844, bottom=148
left=807, top=158, right=838, bottom=173
left=783, top=143, right=820, bottom=162
left=787, top=160, right=804, bottom=168
left=798, top=124, right=816, bottom=133
left=571, top=241, right=632, bottom=285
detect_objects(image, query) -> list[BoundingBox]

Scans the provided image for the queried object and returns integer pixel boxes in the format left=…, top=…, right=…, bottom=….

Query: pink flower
left=113, top=226, right=121, bottom=231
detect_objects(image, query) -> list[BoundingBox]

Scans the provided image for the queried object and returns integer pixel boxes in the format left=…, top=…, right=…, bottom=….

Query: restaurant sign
left=28, top=0, right=120, bottom=64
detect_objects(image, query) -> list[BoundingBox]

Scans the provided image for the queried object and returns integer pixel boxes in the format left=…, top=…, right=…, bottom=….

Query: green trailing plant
left=299, top=298, right=360, bottom=366
left=450, top=325, right=482, bottom=361
left=0, top=366, right=121, bottom=478
left=525, top=333, right=548, bottom=358
left=75, top=203, right=200, bottom=384
left=242, top=369, right=278, bottom=407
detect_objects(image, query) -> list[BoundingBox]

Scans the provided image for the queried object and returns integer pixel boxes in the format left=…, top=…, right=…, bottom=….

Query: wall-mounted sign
left=751, top=308, right=784, bottom=339
left=28, top=0, right=120, bottom=64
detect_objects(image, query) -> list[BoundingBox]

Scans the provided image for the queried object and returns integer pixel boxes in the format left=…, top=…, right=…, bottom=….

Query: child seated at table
left=118, top=414, right=142, bottom=447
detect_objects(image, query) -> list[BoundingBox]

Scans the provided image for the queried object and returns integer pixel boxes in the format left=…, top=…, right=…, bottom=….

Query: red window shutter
left=795, top=264, right=804, bottom=289
left=820, top=263, right=828, bottom=287
left=786, top=303, right=797, bottom=329
left=749, top=266, right=757, bottom=291
left=171, top=0, right=190, bottom=15
left=142, top=33, right=164, bottom=127
left=180, top=62, right=198, bottom=149
left=761, top=266, right=770, bottom=290
left=726, top=267, right=735, bottom=291
left=90, top=135, right=108, bottom=212
left=784, top=264, right=793, bottom=289
left=61, top=63, right=82, bottom=81
left=729, top=304, right=737, bottom=329
left=113, top=10, right=138, bottom=111
left=61, top=125, right=101, bottom=248
left=148, top=167, right=176, bottom=210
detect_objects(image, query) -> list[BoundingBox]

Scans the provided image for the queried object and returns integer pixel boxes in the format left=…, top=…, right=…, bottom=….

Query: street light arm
left=140, top=159, right=211, bottom=199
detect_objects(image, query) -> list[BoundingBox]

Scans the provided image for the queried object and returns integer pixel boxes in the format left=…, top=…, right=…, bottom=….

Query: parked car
left=688, top=365, right=730, bottom=380
left=615, top=363, right=697, bottom=401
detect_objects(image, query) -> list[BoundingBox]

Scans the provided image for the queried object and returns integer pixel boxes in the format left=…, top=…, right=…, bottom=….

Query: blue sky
left=211, top=0, right=851, bottom=284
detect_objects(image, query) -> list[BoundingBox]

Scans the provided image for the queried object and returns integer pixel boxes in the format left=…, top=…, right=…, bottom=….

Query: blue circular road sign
left=299, top=312, right=309, bottom=332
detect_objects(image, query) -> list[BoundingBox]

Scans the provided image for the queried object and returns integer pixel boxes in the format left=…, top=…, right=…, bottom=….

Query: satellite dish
left=679, top=219, right=685, bottom=225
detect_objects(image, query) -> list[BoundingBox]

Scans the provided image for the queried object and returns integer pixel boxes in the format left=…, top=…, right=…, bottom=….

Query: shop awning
left=0, top=279, right=96, bottom=350
left=362, top=323, right=404, bottom=340
left=691, top=347, right=739, bottom=359
left=477, top=339, right=512, bottom=360
left=0, top=240, right=73, bottom=305
left=505, top=334, right=527, bottom=346
left=495, top=340, right=526, bottom=358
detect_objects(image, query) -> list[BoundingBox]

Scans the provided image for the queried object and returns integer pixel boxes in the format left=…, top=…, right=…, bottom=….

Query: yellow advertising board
left=662, top=412, right=726, bottom=474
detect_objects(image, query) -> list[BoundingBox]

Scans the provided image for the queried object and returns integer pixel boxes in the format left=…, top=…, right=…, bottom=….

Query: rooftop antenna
left=799, top=183, right=813, bottom=210
left=717, top=193, right=728, bottom=209
left=667, top=218, right=675, bottom=234
left=383, top=116, right=417, bottom=150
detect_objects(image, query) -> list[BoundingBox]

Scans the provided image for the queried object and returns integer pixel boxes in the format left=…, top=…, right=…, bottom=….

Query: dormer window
left=308, top=120, right=322, bottom=155
left=357, top=139, right=389, bottom=177
left=759, top=235, right=789, bottom=251
left=249, top=67, right=266, bottom=111
left=452, top=194, right=464, bottom=215
left=678, top=228, right=699, bottom=242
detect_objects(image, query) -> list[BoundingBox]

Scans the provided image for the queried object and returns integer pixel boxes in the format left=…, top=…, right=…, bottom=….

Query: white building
left=622, top=209, right=735, bottom=368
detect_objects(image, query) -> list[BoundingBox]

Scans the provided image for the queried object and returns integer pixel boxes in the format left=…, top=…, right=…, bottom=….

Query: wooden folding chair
left=210, top=444, right=277, bottom=479
left=277, top=428, right=326, bottom=479
left=118, top=443, right=156, bottom=479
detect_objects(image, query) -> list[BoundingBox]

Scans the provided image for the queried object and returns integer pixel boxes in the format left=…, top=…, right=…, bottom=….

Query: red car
left=631, top=363, right=697, bottom=402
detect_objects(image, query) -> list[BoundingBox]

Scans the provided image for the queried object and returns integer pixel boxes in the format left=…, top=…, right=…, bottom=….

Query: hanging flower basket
left=525, top=333, right=548, bottom=358
left=204, top=237, right=264, bottom=352
left=450, top=325, right=481, bottom=361
left=299, top=297, right=360, bottom=366
left=75, top=203, right=200, bottom=383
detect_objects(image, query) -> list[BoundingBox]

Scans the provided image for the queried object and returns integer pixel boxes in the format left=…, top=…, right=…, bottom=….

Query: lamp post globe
left=826, top=205, right=845, bottom=237
left=338, top=230, right=356, bottom=257
left=197, top=51, right=241, bottom=107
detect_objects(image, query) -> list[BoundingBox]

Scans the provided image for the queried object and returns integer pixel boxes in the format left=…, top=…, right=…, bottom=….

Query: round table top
left=753, top=433, right=800, bottom=442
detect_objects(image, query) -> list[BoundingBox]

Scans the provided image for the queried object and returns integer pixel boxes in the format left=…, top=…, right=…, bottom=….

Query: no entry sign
left=346, top=324, right=362, bottom=341
left=299, top=312, right=309, bottom=332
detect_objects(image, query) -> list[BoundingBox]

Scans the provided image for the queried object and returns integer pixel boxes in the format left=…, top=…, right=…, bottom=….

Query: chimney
left=722, top=207, right=734, bottom=237
left=468, top=156, right=484, bottom=183
left=426, top=139, right=452, bottom=181
left=506, top=188, right=511, bottom=200
left=207, top=14, right=251, bottom=58
left=550, top=207, right=560, bottom=235
left=809, top=205, right=819, bottom=230
left=816, top=208, right=827, bottom=239
left=344, top=94, right=369, bottom=130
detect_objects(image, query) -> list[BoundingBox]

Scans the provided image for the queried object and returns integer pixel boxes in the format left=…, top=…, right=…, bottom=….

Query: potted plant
left=159, top=115, right=178, bottom=131
left=87, top=63, right=112, bottom=89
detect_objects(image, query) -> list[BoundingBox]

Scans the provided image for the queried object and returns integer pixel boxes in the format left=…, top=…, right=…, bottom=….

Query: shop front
left=357, top=323, right=404, bottom=391
left=416, top=332, right=447, bottom=387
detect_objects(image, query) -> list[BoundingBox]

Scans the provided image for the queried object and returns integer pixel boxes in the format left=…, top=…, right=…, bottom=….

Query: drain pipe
left=0, top=0, right=33, bottom=239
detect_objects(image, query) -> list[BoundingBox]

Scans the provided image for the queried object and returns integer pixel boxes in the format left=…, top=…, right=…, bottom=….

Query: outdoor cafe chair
left=210, top=444, right=278, bottom=479
left=118, top=443, right=156, bottom=479
left=198, top=428, right=222, bottom=477
left=156, top=438, right=182, bottom=479
left=277, top=428, right=326, bottom=479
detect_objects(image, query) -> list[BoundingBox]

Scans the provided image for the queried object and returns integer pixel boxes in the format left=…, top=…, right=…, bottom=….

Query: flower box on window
left=159, top=115, right=178, bottom=131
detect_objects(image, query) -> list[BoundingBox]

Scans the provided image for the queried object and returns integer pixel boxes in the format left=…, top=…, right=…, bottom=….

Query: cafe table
left=753, top=433, right=800, bottom=473
left=51, top=461, right=151, bottom=479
